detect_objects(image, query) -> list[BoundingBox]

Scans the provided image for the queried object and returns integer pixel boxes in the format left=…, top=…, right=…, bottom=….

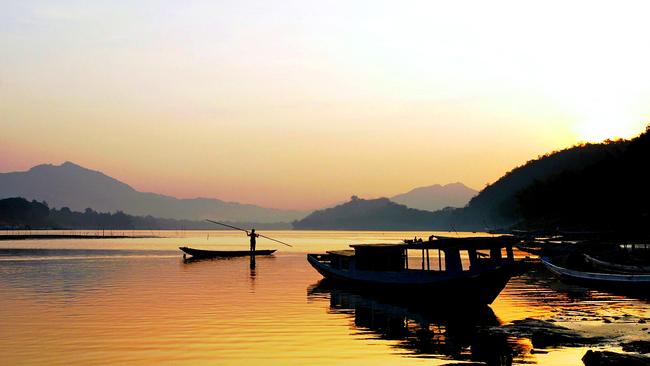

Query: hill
left=294, top=127, right=649, bottom=232
left=457, top=137, right=632, bottom=229
left=292, top=196, right=454, bottom=230
left=514, top=127, right=650, bottom=232
left=0, top=162, right=308, bottom=223
left=391, top=182, right=477, bottom=211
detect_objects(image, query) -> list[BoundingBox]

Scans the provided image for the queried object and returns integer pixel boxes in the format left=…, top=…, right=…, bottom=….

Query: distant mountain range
left=390, top=183, right=477, bottom=211
left=9, top=128, right=641, bottom=234
left=0, top=161, right=479, bottom=226
left=0, top=162, right=308, bottom=223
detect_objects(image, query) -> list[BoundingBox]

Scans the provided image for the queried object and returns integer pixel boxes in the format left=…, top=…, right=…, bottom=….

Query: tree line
left=0, top=197, right=289, bottom=230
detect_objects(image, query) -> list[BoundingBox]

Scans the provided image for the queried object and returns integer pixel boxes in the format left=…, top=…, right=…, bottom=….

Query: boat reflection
left=308, top=280, right=527, bottom=365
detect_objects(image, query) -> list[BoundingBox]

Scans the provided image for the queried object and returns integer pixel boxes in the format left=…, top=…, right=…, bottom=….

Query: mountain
left=292, top=196, right=453, bottom=230
left=0, top=162, right=308, bottom=223
left=513, top=127, right=650, bottom=232
left=452, top=126, right=650, bottom=232
left=459, top=137, right=633, bottom=229
left=294, top=126, right=650, bottom=232
left=391, top=183, right=477, bottom=211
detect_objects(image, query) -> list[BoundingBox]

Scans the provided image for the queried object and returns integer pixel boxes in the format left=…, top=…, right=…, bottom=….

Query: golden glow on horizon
left=2, top=1, right=650, bottom=209
left=574, top=118, right=646, bottom=143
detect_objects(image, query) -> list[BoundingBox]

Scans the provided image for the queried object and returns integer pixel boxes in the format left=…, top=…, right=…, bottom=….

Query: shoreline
left=0, top=234, right=159, bottom=241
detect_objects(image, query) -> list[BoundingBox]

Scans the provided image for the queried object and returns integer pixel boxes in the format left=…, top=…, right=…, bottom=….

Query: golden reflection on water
left=0, top=231, right=648, bottom=365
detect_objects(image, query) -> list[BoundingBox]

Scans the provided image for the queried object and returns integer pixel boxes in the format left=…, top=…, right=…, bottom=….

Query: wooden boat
left=582, top=254, right=650, bottom=274
left=307, top=236, right=519, bottom=305
left=541, top=256, right=650, bottom=285
left=179, top=246, right=276, bottom=258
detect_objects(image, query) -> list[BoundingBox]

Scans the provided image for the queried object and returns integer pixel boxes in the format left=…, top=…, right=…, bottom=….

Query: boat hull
left=582, top=254, right=650, bottom=274
left=307, top=254, right=513, bottom=305
left=179, top=247, right=276, bottom=258
left=541, top=257, right=650, bottom=286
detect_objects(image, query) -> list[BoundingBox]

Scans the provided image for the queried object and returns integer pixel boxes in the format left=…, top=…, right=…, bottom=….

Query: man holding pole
left=204, top=219, right=292, bottom=248
left=247, top=229, right=260, bottom=252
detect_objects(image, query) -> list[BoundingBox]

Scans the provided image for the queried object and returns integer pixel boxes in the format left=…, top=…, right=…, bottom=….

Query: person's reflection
left=249, top=254, right=256, bottom=291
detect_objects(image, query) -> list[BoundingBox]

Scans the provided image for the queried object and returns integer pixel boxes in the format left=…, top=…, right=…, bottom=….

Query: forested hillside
left=0, top=197, right=289, bottom=230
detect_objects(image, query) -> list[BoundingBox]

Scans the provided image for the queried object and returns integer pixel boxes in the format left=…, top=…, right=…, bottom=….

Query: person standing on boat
left=247, top=229, right=259, bottom=252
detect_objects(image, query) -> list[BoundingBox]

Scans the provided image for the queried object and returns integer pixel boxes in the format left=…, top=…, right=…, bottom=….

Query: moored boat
left=179, top=246, right=276, bottom=258
left=541, top=256, right=650, bottom=286
left=582, top=253, right=650, bottom=274
left=307, top=236, right=519, bottom=305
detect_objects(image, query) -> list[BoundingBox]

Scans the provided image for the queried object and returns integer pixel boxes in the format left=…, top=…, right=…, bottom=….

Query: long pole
left=205, top=219, right=293, bottom=247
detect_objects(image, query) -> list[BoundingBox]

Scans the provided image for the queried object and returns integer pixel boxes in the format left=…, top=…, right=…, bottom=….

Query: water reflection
left=308, top=280, right=527, bottom=365
left=1, top=237, right=648, bottom=366
left=511, top=264, right=650, bottom=311
left=0, top=248, right=172, bottom=297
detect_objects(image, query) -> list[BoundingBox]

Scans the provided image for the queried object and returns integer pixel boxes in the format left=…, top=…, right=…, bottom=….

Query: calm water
left=0, top=230, right=648, bottom=365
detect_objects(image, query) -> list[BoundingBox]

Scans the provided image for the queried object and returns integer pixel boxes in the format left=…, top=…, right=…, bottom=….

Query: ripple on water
left=0, top=240, right=648, bottom=365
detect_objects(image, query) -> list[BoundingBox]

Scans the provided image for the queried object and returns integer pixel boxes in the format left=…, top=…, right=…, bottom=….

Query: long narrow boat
left=541, top=256, right=650, bottom=285
left=179, top=246, right=276, bottom=258
left=582, top=254, right=650, bottom=274
left=307, top=236, right=519, bottom=305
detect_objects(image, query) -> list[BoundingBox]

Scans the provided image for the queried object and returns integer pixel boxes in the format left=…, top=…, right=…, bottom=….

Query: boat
left=307, top=236, right=519, bottom=305
left=541, top=256, right=650, bottom=286
left=582, top=253, right=650, bottom=274
left=179, top=246, right=276, bottom=258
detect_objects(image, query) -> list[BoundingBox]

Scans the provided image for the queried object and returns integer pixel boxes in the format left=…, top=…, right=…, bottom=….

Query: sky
left=1, top=0, right=650, bottom=210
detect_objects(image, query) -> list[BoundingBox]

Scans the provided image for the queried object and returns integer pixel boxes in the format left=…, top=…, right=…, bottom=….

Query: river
left=1, top=230, right=648, bottom=365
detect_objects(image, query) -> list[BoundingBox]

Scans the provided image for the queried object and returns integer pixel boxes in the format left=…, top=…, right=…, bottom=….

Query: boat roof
left=328, top=236, right=518, bottom=255
left=408, top=235, right=518, bottom=250
left=349, top=243, right=406, bottom=249
left=326, top=250, right=355, bottom=257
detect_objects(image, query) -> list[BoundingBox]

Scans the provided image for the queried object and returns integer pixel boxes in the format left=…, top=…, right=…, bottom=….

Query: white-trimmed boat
left=307, top=236, right=519, bottom=305
left=541, top=256, right=650, bottom=286
left=582, top=253, right=650, bottom=274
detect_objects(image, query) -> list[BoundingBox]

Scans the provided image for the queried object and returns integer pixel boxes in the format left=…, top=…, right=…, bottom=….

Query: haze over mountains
left=0, top=162, right=307, bottom=223
left=0, top=162, right=476, bottom=226
left=2, top=125, right=648, bottom=233
left=390, top=183, right=477, bottom=211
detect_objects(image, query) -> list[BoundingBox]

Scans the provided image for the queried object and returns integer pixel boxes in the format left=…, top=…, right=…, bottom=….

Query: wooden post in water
left=421, top=246, right=425, bottom=270
left=426, top=248, right=430, bottom=270
left=404, top=248, right=409, bottom=269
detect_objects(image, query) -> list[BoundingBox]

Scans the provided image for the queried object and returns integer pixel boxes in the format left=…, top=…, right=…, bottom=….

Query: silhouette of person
left=247, top=229, right=260, bottom=252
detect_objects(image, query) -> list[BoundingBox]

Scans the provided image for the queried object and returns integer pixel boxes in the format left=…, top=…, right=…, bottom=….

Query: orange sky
left=2, top=1, right=649, bottom=209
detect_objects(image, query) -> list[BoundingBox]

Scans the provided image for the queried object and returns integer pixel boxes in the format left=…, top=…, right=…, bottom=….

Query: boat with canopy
left=307, top=236, right=520, bottom=305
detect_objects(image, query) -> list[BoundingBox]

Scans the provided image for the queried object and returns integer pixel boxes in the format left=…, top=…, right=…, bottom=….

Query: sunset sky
left=2, top=1, right=649, bottom=209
